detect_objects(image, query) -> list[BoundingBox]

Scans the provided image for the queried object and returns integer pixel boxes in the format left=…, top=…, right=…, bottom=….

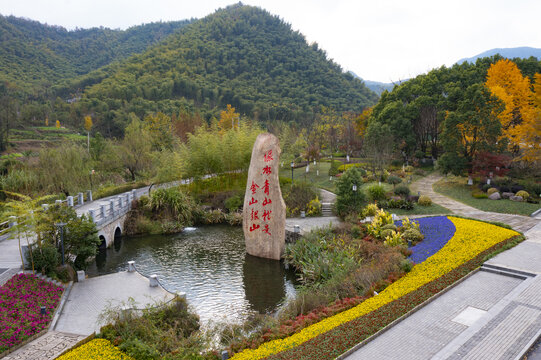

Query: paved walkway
left=4, top=331, right=86, bottom=360
left=347, top=174, right=541, bottom=360
left=55, top=271, right=175, bottom=335
left=410, top=174, right=540, bottom=233
left=285, top=216, right=341, bottom=235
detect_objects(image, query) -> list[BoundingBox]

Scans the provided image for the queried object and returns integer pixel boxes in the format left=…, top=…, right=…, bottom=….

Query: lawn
left=390, top=203, right=451, bottom=216
left=279, top=161, right=336, bottom=192
left=433, top=176, right=540, bottom=216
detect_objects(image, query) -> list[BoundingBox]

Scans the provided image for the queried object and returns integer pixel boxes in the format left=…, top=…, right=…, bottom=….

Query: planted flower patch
left=231, top=217, right=520, bottom=359
left=0, top=273, right=64, bottom=353
left=397, top=216, right=456, bottom=264
left=56, top=338, right=134, bottom=360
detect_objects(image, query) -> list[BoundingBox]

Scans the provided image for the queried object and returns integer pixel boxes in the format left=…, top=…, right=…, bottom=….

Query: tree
left=364, top=120, right=394, bottom=179
left=335, top=167, right=366, bottom=218
left=35, top=205, right=100, bottom=270
left=55, top=120, right=60, bottom=128
left=218, top=104, right=240, bottom=131
left=144, top=112, right=174, bottom=151
left=485, top=59, right=535, bottom=155
left=84, top=115, right=93, bottom=152
left=439, top=84, right=504, bottom=175
left=120, top=114, right=153, bottom=181
left=525, top=73, right=541, bottom=163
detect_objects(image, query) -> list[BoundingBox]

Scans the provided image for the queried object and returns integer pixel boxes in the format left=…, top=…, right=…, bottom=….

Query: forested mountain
left=0, top=15, right=192, bottom=93
left=66, top=4, right=377, bottom=136
left=457, top=47, right=541, bottom=64
left=366, top=54, right=541, bottom=173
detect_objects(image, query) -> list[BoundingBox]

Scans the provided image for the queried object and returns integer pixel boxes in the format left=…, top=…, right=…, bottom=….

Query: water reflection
left=86, top=225, right=297, bottom=323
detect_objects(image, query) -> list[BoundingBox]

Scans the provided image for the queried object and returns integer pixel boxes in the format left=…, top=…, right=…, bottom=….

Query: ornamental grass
left=231, top=217, right=519, bottom=359
left=56, top=338, right=134, bottom=360
left=0, top=273, right=64, bottom=352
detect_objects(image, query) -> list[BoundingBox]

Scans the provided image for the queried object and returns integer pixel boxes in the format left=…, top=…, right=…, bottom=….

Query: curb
left=50, top=281, right=74, bottom=331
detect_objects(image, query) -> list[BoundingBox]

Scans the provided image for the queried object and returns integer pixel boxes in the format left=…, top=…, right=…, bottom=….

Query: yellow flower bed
left=56, top=339, right=134, bottom=360
left=232, top=217, right=518, bottom=359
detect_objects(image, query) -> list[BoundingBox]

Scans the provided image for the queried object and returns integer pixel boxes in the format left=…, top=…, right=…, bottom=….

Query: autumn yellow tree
left=55, top=120, right=60, bottom=128
left=525, top=74, right=541, bottom=162
left=485, top=59, right=536, bottom=157
left=45, top=117, right=49, bottom=127
left=218, top=104, right=240, bottom=131
left=84, top=115, right=92, bottom=152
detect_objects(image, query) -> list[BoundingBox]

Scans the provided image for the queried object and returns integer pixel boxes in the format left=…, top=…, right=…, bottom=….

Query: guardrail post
left=109, top=200, right=115, bottom=216
left=8, top=216, right=17, bottom=228
left=101, top=204, right=106, bottom=219
left=67, top=196, right=74, bottom=207
left=149, top=274, right=159, bottom=287
left=87, top=190, right=93, bottom=202
left=118, top=196, right=123, bottom=209
left=55, top=199, right=62, bottom=205
left=128, top=261, right=136, bottom=272
left=131, top=189, right=136, bottom=199
left=88, top=209, right=96, bottom=222
left=77, top=192, right=84, bottom=206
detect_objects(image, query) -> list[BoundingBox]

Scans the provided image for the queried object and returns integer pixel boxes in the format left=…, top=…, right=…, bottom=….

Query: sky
left=1, top=0, right=540, bottom=83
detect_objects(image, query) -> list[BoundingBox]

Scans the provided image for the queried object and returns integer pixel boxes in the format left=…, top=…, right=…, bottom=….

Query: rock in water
left=243, top=133, right=286, bottom=260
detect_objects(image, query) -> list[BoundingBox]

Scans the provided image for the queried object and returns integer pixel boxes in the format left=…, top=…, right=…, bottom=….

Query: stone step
left=480, top=264, right=536, bottom=279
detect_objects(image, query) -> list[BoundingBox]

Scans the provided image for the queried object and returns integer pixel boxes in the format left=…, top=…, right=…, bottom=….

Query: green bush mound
left=418, top=195, right=432, bottom=206
left=487, top=188, right=499, bottom=196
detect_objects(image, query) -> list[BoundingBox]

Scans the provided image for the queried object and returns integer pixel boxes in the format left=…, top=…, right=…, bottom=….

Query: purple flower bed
left=396, top=216, right=456, bottom=264
left=0, top=273, right=64, bottom=352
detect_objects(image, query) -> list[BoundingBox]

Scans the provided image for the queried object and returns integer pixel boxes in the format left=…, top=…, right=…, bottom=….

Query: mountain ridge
left=457, top=46, right=541, bottom=64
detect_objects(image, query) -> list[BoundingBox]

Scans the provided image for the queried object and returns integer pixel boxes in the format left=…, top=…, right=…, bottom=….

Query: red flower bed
left=0, top=273, right=64, bottom=352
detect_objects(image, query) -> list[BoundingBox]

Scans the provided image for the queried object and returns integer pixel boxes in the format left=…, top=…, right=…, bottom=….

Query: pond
left=86, top=225, right=297, bottom=323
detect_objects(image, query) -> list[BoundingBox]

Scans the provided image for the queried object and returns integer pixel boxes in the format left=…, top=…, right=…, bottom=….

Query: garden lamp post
left=352, top=184, right=357, bottom=192
left=290, top=162, right=294, bottom=183
left=55, top=222, right=67, bottom=265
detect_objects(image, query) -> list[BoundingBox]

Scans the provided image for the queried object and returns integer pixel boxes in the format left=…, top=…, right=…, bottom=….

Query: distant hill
left=0, top=15, right=192, bottom=92
left=348, top=71, right=406, bottom=96
left=457, top=47, right=541, bottom=64
left=75, top=4, right=377, bottom=136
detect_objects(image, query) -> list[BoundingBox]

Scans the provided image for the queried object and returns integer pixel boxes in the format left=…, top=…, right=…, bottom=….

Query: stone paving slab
left=346, top=271, right=523, bottom=360
left=285, top=216, right=341, bottom=235
left=54, top=271, right=175, bottom=335
left=3, top=331, right=86, bottom=360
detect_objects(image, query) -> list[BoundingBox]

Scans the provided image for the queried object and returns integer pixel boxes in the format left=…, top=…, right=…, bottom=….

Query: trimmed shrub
left=516, top=190, right=529, bottom=200
left=387, top=176, right=402, bottom=187
left=394, top=185, right=411, bottom=198
left=328, top=160, right=342, bottom=176
left=418, top=195, right=432, bottom=206
left=487, top=187, right=499, bottom=195
left=472, top=189, right=488, bottom=199
left=381, top=224, right=398, bottom=231
left=367, top=184, right=386, bottom=202
left=380, top=229, right=394, bottom=240
left=362, top=203, right=379, bottom=218
left=402, top=228, right=424, bottom=245
left=307, top=196, right=322, bottom=216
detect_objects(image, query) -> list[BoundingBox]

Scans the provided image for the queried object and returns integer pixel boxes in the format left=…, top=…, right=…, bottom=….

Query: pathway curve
left=346, top=174, right=541, bottom=360
left=410, top=173, right=539, bottom=233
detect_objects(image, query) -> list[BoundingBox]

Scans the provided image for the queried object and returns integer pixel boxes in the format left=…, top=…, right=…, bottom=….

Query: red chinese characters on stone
left=262, top=197, right=272, bottom=206
left=263, top=150, right=273, bottom=162
left=262, top=210, right=271, bottom=221
left=249, top=224, right=260, bottom=232
left=249, top=197, right=258, bottom=205
left=263, top=179, right=270, bottom=196
left=250, top=181, right=259, bottom=195
left=262, top=223, right=271, bottom=236
left=251, top=209, right=259, bottom=221
left=262, top=165, right=272, bottom=175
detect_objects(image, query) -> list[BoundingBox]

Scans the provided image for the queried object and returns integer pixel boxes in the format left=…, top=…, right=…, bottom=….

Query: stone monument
left=243, top=133, right=286, bottom=260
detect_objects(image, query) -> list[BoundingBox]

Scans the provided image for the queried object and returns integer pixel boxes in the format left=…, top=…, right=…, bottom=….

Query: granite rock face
left=488, top=192, right=501, bottom=200
left=243, top=133, right=286, bottom=260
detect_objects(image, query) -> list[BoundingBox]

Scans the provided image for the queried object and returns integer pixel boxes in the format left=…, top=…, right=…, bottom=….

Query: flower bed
left=0, top=273, right=64, bottom=353
left=56, top=339, right=134, bottom=360
left=231, top=217, right=520, bottom=359
left=398, top=216, right=456, bottom=264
